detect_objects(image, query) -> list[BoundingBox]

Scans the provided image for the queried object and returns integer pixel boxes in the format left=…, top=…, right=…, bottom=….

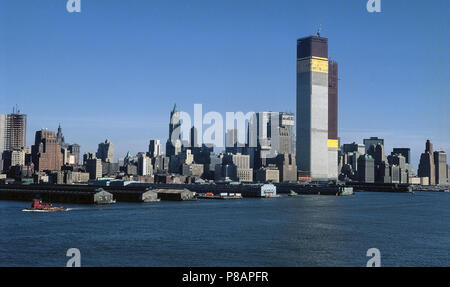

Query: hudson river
left=1, top=191, right=449, bottom=266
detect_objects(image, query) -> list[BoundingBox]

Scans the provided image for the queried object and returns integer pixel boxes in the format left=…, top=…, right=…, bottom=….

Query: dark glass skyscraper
left=165, top=104, right=182, bottom=156
left=328, top=60, right=338, bottom=141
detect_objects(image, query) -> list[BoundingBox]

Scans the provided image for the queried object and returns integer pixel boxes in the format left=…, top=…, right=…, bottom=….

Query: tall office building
left=251, top=112, right=278, bottom=169
left=189, top=126, right=199, bottom=148
left=166, top=104, right=182, bottom=156
left=363, top=137, right=384, bottom=153
left=96, top=139, right=114, bottom=163
left=297, top=35, right=337, bottom=180
left=152, top=154, right=170, bottom=173
left=225, top=129, right=238, bottom=150
left=56, top=124, right=80, bottom=165
left=342, top=142, right=365, bottom=155
left=225, top=128, right=246, bottom=154
left=4, top=111, right=27, bottom=151
left=418, top=139, right=435, bottom=185
left=357, top=154, right=375, bottom=183
left=148, top=140, right=161, bottom=158
left=56, top=124, right=66, bottom=148
left=0, top=110, right=27, bottom=171
left=86, top=158, right=102, bottom=180
left=68, top=144, right=81, bottom=165
left=392, top=148, right=411, bottom=164
left=327, top=60, right=338, bottom=179
left=433, top=151, right=447, bottom=185
left=138, top=154, right=153, bottom=176
left=31, top=129, right=63, bottom=172
left=2, top=149, right=26, bottom=170
left=279, top=112, right=295, bottom=155
left=0, top=114, right=6, bottom=172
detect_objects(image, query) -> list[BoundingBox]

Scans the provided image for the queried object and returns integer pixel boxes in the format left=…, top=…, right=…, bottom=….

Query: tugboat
left=23, top=199, right=67, bottom=212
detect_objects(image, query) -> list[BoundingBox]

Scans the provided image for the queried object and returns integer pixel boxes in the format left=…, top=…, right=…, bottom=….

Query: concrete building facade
left=392, top=148, right=411, bottom=164
left=363, top=137, right=384, bottom=153
left=0, top=111, right=27, bottom=171
left=357, top=154, right=375, bottom=183
left=148, top=140, right=161, bottom=158
left=237, top=168, right=253, bottom=183
left=296, top=35, right=334, bottom=180
left=31, top=129, right=63, bottom=172
left=138, top=154, right=153, bottom=176
left=86, top=158, right=102, bottom=180
left=96, top=139, right=114, bottom=163
left=255, top=167, right=280, bottom=183
left=434, top=151, right=447, bottom=185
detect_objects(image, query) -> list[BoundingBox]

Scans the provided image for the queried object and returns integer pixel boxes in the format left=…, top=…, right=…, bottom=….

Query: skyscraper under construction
left=296, top=35, right=338, bottom=180
left=0, top=108, right=27, bottom=171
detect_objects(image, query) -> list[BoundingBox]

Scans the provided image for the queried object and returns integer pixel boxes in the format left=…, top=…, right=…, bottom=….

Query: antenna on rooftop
left=317, top=24, right=322, bottom=37
left=12, top=104, right=20, bottom=114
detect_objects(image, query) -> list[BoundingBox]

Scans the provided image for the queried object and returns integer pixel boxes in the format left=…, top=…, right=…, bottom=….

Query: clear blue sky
left=1, top=0, right=449, bottom=169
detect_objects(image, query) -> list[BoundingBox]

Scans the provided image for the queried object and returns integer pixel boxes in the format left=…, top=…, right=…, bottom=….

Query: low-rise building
left=72, top=171, right=90, bottom=183
left=255, top=167, right=279, bottom=183
left=237, top=168, right=253, bottom=183
left=182, top=163, right=204, bottom=177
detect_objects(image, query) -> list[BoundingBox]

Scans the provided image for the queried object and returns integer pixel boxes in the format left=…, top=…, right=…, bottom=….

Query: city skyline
left=1, top=107, right=448, bottom=175
left=1, top=0, right=449, bottom=169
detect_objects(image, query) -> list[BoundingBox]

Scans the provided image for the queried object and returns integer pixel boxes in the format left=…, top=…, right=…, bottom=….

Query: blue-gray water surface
left=1, top=191, right=449, bottom=266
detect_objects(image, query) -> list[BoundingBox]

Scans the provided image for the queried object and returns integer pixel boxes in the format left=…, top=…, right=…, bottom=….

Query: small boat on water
left=288, top=190, right=300, bottom=197
left=23, top=199, right=67, bottom=212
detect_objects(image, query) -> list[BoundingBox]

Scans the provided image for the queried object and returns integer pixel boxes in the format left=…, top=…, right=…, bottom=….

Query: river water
left=1, top=191, right=449, bottom=266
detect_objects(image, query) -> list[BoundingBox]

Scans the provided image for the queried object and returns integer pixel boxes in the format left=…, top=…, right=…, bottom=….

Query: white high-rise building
left=138, top=154, right=153, bottom=176
left=296, top=35, right=338, bottom=181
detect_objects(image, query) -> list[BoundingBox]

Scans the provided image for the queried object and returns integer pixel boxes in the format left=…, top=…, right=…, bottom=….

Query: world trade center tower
left=296, top=35, right=338, bottom=181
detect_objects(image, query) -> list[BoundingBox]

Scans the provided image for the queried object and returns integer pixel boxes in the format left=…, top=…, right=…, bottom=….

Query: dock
left=0, top=185, right=116, bottom=204
left=345, top=182, right=412, bottom=193
left=0, top=184, right=194, bottom=204
left=0, top=182, right=355, bottom=205
left=275, top=183, right=353, bottom=196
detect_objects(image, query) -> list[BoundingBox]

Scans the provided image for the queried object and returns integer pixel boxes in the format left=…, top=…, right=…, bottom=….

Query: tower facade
left=0, top=112, right=27, bottom=151
left=166, top=104, right=182, bottom=157
left=0, top=111, right=27, bottom=171
left=279, top=112, right=295, bottom=155
left=148, top=139, right=161, bottom=158
left=96, top=139, right=114, bottom=163
left=418, top=139, right=435, bottom=185
left=433, top=151, right=447, bottom=185
left=328, top=60, right=339, bottom=180
left=56, top=124, right=66, bottom=148
left=296, top=35, right=332, bottom=180
left=31, top=129, right=63, bottom=172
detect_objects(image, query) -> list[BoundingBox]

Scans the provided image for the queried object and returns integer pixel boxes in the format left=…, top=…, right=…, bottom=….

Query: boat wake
left=22, top=208, right=69, bottom=212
